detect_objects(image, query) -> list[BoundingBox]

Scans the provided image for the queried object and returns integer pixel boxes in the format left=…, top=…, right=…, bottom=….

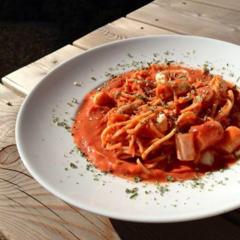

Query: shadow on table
left=111, top=211, right=240, bottom=240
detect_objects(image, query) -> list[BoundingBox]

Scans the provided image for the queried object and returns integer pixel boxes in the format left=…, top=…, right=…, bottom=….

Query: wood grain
left=2, top=17, right=176, bottom=96
left=190, top=0, right=240, bottom=11
left=73, top=17, right=176, bottom=49
left=127, top=2, right=240, bottom=44
left=154, top=0, right=240, bottom=27
left=0, top=84, right=119, bottom=240
left=2, top=45, right=84, bottom=96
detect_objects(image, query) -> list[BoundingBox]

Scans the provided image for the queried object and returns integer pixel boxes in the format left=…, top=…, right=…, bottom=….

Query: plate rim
left=16, top=35, right=240, bottom=222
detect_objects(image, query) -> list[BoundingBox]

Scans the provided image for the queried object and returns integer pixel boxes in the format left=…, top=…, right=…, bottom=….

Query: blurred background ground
left=0, top=0, right=150, bottom=79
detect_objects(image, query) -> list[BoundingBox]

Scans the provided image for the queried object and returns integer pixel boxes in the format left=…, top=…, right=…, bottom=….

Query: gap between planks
left=154, top=0, right=240, bottom=28
left=2, top=45, right=85, bottom=96
left=2, top=17, right=177, bottom=95
left=127, top=2, right=240, bottom=45
left=3, top=2, right=240, bottom=96
left=73, top=17, right=177, bottom=49
left=190, top=0, right=240, bottom=11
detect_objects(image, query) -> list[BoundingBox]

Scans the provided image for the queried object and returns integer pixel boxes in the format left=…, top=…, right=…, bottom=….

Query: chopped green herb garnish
left=53, top=116, right=70, bottom=131
left=72, top=98, right=78, bottom=104
left=165, top=59, right=174, bottom=65
left=70, top=162, right=78, bottom=169
left=134, top=176, right=142, bottom=183
left=52, top=116, right=59, bottom=123
left=130, top=192, right=138, bottom=199
left=126, top=187, right=137, bottom=194
left=127, top=53, right=133, bottom=58
left=73, top=81, right=82, bottom=87
left=80, top=151, right=86, bottom=157
left=86, top=164, right=95, bottom=172
left=156, top=184, right=169, bottom=196
left=126, top=187, right=138, bottom=199
left=91, top=77, right=97, bottom=81
left=190, top=178, right=205, bottom=189
left=166, top=175, right=175, bottom=182
left=57, top=121, right=70, bottom=130
left=203, top=64, right=210, bottom=73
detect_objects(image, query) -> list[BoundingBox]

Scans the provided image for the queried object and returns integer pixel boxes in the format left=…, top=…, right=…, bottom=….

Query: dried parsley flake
left=126, top=187, right=139, bottom=199
left=70, top=162, right=78, bottom=169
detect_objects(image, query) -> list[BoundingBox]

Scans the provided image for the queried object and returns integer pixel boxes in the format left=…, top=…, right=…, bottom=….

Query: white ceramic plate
left=16, top=35, right=240, bottom=222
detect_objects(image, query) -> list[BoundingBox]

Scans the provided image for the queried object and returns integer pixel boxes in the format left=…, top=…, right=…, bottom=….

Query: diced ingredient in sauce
left=72, top=63, right=240, bottom=182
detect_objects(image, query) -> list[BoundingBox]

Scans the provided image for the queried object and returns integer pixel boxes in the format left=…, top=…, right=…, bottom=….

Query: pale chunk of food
left=155, top=72, right=166, bottom=84
left=93, top=92, right=115, bottom=107
left=200, top=151, right=215, bottom=166
left=156, top=113, right=168, bottom=132
left=190, top=120, right=224, bottom=151
left=176, top=132, right=196, bottom=161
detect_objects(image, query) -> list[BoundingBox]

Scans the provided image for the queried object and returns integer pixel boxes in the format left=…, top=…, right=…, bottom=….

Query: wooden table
left=1, top=1, right=240, bottom=239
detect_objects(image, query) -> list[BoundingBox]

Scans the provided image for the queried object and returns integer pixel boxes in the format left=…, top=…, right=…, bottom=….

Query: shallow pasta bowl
left=16, top=35, right=240, bottom=222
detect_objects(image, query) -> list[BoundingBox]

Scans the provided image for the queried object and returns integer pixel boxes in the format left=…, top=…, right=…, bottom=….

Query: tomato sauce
left=72, top=64, right=238, bottom=182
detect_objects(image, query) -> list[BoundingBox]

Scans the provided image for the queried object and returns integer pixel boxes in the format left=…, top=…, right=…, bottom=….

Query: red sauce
left=72, top=64, right=238, bottom=182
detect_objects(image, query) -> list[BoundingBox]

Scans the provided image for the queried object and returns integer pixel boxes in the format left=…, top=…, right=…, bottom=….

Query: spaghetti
left=72, top=63, right=240, bottom=182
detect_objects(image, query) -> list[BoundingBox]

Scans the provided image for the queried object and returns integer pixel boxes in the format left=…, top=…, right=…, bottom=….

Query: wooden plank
left=154, top=0, right=240, bottom=28
left=190, top=0, right=240, bottom=11
left=2, top=45, right=84, bottom=95
left=2, top=17, right=176, bottom=96
left=73, top=17, right=176, bottom=49
left=127, top=3, right=240, bottom=44
left=0, top=84, right=119, bottom=240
